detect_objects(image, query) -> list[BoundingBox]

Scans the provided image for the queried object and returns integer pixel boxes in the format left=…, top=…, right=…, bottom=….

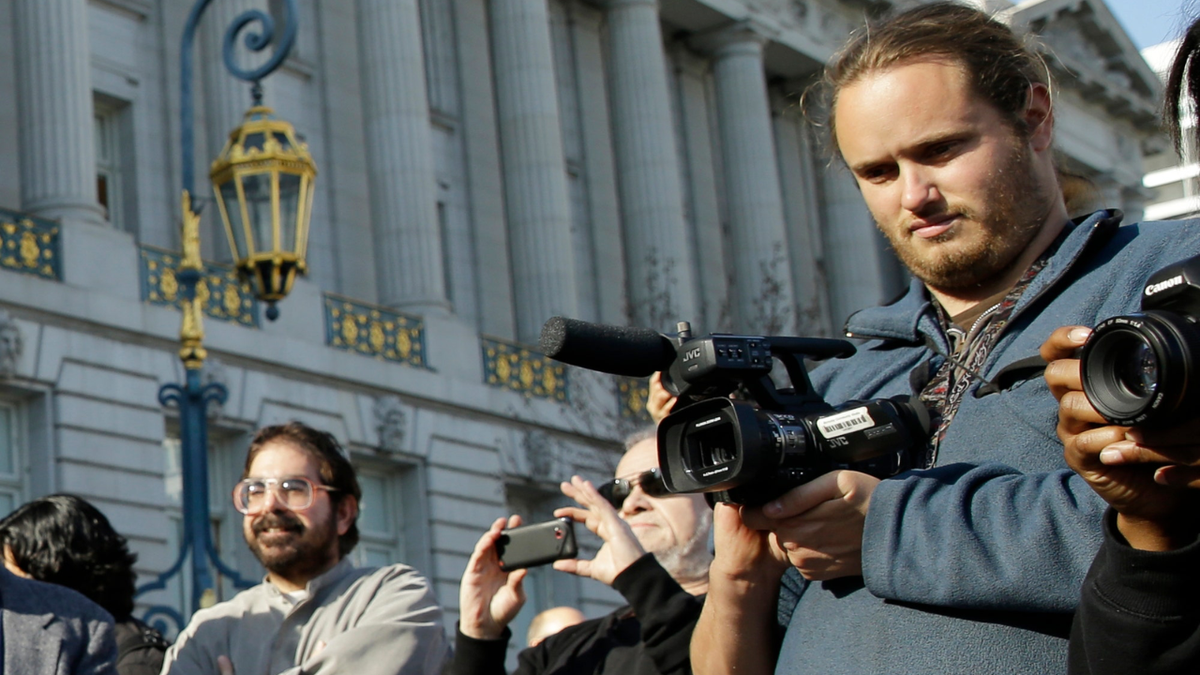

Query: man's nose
left=619, top=485, right=651, bottom=517
left=900, top=165, right=940, bottom=213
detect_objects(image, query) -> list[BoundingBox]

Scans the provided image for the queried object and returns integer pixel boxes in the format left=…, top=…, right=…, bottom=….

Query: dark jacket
left=452, top=554, right=702, bottom=675
left=114, top=617, right=169, bottom=675
left=0, top=566, right=117, bottom=674
left=1068, top=509, right=1200, bottom=675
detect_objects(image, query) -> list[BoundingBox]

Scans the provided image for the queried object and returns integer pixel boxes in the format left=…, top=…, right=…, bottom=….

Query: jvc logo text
left=682, top=347, right=702, bottom=362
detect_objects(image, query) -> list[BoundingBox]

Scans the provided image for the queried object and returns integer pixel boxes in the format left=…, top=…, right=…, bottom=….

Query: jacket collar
left=843, top=209, right=1123, bottom=344
left=264, top=556, right=355, bottom=599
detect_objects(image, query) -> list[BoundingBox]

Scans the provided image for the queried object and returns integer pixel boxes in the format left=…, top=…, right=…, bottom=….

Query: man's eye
left=927, top=141, right=958, bottom=159
left=247, top=483, right=267, bottom=495
left=861, top=166, right=894, bottom=181
left=280, top=480, right=307, bottom=493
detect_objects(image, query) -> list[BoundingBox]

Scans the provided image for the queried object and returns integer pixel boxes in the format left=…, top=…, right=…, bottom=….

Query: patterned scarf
left=916, top=236, right=1063, bottom=467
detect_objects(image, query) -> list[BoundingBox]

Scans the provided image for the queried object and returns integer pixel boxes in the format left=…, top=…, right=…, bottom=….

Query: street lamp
left=211, top=105, right=317, bottom=321
left=138, top=0, right=315, bottom=631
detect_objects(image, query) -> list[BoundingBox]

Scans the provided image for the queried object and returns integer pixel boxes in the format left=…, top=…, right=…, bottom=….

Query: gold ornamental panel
left=481, top=337, right=568, bottom=401
left=139, top=245, right=259, bottom=327
left=617, top=377, right=652, bottom=422
left=0, top=210, right=60, bottom=281
left=323, top=294, right=429, bottom=369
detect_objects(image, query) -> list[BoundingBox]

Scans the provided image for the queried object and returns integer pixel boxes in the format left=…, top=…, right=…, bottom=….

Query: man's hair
left=244, top=421, right=363, bottom=558
left=0, top=494, right=138, bottom=620
left=1164, top=17, right=1200, bottom=158
left=623, top=426, right=657, bottom=452
left=821, top=2, right=1050, bottom=150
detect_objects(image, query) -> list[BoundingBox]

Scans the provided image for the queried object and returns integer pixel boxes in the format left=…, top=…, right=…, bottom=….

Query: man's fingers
left=552, top=558, right=587, bottom=576
left=1058, top=391, right=1108, bottom=426
left=763, top=472, right=845, bottom=519
left=1040, top=325, right=1090, bottom=363
left=1100, top=441, right=1200, bottom=467
left=1155, top=464, right=1200, bottom=488
left=218, top=655, right=235, bottom=675
left=468, top=517, right=510, bottom=568
left=1042, top=358, right=1082, bottom=401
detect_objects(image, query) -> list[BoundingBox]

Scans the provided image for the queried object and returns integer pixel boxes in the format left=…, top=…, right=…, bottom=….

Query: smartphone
left=495, top=517, right=578, bottom=571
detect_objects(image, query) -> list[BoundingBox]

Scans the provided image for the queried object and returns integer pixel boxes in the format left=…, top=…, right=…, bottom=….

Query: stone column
left=705, top=22, right=796, bottom=335
left=821, top=163, right=889, bottom=330
left=490, top=0, right=579, bottom=343
left=356, top=0, right=449, bottom=313
left=603, top=0, right=697, bottom=331
left=13, top=0, right=104, bottom=225
left=773, top=96, right=832, bottom=337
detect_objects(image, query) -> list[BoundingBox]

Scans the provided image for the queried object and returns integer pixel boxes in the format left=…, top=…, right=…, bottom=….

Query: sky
left=1105, top=0, right=1195, bottom=50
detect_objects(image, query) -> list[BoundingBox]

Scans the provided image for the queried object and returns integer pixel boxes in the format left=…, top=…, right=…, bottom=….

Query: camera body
left=536, top=316, right=931, bottom=507
left=1081, top=255, right=1200, bottom=427
left=654, top=324, right=929, bottom=505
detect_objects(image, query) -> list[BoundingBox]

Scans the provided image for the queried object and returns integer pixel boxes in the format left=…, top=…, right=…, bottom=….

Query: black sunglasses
left=598, top=467, right=669, bottom=508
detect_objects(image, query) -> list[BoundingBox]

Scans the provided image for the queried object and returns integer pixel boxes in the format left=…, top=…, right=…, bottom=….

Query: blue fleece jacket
left=775, top=211, right=1200, bottom=675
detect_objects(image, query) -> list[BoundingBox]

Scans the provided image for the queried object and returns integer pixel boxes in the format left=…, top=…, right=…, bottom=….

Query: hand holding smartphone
left=495, top=517, right=578, bottom=571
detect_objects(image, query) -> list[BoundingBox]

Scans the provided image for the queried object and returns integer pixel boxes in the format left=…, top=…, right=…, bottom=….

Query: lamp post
left=138, top=0, right=315, bottom=631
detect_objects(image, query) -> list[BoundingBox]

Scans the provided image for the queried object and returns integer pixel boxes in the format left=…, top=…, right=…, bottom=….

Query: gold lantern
left=210, top=105, right=317, bottom=319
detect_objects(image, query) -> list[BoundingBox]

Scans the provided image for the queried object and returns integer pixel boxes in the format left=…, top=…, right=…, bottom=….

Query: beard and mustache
left=879, top=139, right=1054, bottom=292
left=246, top=510, right=338, bottom=580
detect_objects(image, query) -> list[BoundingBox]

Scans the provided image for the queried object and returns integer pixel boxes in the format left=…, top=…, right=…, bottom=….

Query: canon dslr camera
left=539, top=317, right=931, bottom=505
left=1081, top=255, right=1200, bottom=427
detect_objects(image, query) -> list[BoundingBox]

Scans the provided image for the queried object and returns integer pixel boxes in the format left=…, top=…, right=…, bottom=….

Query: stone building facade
left=0, top=0, right=1159, bottom=647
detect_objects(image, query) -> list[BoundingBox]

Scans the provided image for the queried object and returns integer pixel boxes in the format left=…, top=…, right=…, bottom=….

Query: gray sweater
left=162, top=558, right=448, bottom=675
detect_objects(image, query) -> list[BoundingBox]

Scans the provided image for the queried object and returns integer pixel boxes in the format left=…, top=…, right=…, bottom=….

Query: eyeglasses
left=233, top=477, right=338, bottom=515
left=598, top=468, right=669, bottom=508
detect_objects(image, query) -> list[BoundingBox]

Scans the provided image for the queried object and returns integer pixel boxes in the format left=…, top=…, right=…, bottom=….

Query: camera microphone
left=539, top=317, right=676, bottom=377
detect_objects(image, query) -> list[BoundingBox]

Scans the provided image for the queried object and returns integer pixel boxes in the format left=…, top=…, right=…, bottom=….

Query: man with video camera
left=688, top=3, right=1200, bottom=674
left=451, top=430, right=712, bottom=675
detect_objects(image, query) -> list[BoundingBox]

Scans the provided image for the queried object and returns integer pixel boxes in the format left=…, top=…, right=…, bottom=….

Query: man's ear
left=1024, top=82, right=1054, bottom=152
left=336, top=495, right=357, bottom=536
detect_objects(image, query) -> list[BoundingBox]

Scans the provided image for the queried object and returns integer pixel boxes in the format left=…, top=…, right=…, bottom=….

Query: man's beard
left=246, top=510, right=337, bottom=580
left=652, top=509, right=713, bottom=584
left=882, top=141, right=1052, bottom=291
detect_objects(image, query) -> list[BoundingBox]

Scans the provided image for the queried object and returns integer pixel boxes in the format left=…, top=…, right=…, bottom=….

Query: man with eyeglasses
left=162, top=421, right=448, bottom=675
left=451, top=429, right=711, bottom=675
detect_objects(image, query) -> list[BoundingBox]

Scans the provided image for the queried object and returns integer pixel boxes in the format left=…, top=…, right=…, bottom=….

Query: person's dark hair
left=243, top=421, right=363, bottom=557
left=1164, top=17, right=1200, bottom=157
left=819, top=2, right=1050, bottom=152
left=0, top=494, right=137, bottom=620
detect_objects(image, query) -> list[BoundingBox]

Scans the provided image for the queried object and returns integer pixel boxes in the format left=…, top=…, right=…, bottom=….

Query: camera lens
left=1113, top=340, right=1158, bottom=399
left=685, top=423, right=736, bottom=468
left=1081, top=311, right=1200, bottom=426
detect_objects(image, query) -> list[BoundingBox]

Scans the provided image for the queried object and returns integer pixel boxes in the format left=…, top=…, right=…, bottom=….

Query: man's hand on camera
left=1042, top=325, right=1200, bottom=551
left=553, top=475, right=647, bottom=585
left=459, top=515, right=528, bottom=640
left=647, top=371, right=677, bottom=424
left=710, top=502, right=790, bottom=584
left=741, top=470, right=878, bottom=580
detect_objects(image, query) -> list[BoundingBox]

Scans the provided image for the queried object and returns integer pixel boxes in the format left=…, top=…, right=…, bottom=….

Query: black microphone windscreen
left=539, top=317, right=674, bottom=377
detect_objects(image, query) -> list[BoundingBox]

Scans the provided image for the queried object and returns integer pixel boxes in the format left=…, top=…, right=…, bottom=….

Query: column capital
left=690, top=19, right=776, bottom=58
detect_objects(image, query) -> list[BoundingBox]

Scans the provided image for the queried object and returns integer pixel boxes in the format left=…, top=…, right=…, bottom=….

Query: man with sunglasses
left=452, top=429, right=711, bottom=675
left=163, top=421, right=448, bottom=675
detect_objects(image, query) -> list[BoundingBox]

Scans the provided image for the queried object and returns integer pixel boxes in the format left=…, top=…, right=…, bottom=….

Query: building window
left=94, top=108, right=121, bottom=226
left=94, top=95, right=136, bottom=234
left=0, top=402, right=25, bottom=516
left=351, top=465, right=407, bottom=568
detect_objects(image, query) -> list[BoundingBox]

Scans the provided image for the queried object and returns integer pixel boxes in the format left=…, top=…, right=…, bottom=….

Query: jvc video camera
left=539, top=317, right=931, bottom=505
left=1081, top=255, right=1200, bottom=426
